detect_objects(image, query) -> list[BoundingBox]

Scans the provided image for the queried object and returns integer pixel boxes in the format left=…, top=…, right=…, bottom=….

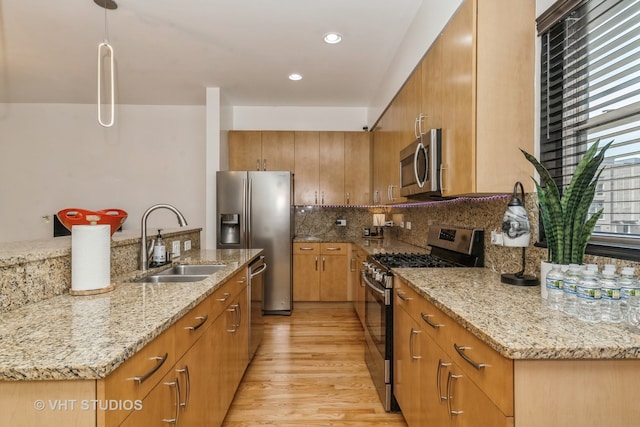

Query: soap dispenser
left=152, top=229, right=166, bottom=266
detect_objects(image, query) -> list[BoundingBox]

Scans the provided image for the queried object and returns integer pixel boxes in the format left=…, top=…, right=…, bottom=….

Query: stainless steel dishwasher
left=248, top=255, right=267, bottom=360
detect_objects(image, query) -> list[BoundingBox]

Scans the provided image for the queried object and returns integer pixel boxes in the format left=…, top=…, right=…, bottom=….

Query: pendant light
left=95, top=0, right=117, bottom=127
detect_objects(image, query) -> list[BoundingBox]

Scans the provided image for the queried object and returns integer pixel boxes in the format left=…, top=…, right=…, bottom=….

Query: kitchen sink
left=156, top=264, right=227, bottom=276
left=135, top=274, right=210, bottom=283
left=134, top=264, right=227, bottom=283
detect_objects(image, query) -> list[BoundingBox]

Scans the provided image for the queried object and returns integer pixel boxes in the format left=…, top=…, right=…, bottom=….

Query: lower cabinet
left=349, top=244, right=367, bottom=328
left=394, top=277, right=513, bottom=427
left=293, top=242, right=349, bottom=302
left=117, top=268, right=249, bottom=427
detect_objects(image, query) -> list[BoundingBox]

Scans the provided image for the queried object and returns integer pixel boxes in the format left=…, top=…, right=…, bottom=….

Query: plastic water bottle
left=562, top=264, right=581, bottom=317
left=546, top=263, right=564, bottom=311
left=600, top=269, right=622, bottom=323
left=626, top=291, right=640, bottom=333
left=619, top=267, right=639, bottom=316
left=577, top=269, right=601, bottom=323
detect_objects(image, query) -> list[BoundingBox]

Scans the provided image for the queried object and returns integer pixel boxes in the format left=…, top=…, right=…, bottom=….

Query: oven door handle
left=363, top=274, right=386, bottom=297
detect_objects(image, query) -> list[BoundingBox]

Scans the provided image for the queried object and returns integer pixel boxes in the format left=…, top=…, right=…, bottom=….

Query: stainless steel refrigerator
left=216, top=171, right=293, bottom=314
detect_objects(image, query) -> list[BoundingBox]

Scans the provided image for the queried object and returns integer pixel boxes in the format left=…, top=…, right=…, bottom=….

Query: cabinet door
left=261, top=131, right=294, bottom=172
left=320, top=253, right=348, bottom=301
left=174, top=329, right=215, bottom=426
left=293, top=253, right=320, bottom=301
left=421, top=35, right=443, bottom=134
left=393, top=305, right=423, bottom=426
left=229, top=131, right=262, bottom=171
left=319, top=131, right=345, bottom=205
left=440, top=0, right=475, bottom=196
left=448, top=362, right=512, bottom=427
left=344, top=132, right=371, bottom=205
left=372, top=117, right=395, bottom=204
left=294, top=131, right=320, bottom=205
left=119, top=368, right=180, bottom=427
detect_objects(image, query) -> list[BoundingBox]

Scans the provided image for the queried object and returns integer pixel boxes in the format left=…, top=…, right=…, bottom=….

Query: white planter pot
left=540, top=261, right=552, bottom=300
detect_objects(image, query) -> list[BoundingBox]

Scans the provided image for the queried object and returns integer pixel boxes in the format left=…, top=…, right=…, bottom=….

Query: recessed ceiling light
left=323, top=32, right=343, bottom=44
left=288, top=73, right=303, bottom=81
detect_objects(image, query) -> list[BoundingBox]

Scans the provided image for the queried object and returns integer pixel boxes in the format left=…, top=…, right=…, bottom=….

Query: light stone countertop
left=394, top=267, right=640, bottom=360
left=0, top=249, right=262, bottom=381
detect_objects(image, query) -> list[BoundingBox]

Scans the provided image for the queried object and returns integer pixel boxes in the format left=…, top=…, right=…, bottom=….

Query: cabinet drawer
left=294, top=242, right=320, bottom=254
left=98, top=324, right=176, bottom=426
left=320, top=242, right=347, bottom=254
left=174, top=296, right=215, bottom=359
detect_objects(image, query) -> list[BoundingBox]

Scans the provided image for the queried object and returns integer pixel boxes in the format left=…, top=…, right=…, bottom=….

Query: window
left=538, top=0, right=640, bottom=260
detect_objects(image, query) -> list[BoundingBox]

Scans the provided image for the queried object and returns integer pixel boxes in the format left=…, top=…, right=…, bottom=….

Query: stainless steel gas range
left=361, top=225, right=484, bottom=412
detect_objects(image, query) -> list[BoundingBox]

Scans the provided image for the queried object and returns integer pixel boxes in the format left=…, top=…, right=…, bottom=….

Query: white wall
left=0, top=103, right=206, bottom=243
left=233, top=106, right=368, bottom=131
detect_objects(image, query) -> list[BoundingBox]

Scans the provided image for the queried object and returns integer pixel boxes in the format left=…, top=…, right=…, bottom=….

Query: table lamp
left=501, top=181, right=539, bottom=286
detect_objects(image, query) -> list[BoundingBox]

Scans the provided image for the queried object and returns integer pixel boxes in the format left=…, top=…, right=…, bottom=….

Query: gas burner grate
left=371, top=253, right=459, bottom=269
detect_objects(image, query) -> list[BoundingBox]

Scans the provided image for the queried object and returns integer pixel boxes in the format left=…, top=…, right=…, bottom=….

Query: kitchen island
left=393, top=267, right=640, bottom=427
left=0, top=248, right=262, bottom=426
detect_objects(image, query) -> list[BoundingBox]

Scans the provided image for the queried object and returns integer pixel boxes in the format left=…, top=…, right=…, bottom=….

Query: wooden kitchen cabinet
left=115, top=267, right=249, bottom=427
left=294, top=131, right=345, bottom=205
left=228, top=131, right=295, bottom=172
left=293, top=242, right=349, bottom=302
left=372, top=115, right=397, bottom=205
left=343, top=132, right=371, bottom=205
left=438, top=0, right=534, bottom=195
left=349, top=245, right=367, bottom=327
left=394, top=277, right=513, bottom=427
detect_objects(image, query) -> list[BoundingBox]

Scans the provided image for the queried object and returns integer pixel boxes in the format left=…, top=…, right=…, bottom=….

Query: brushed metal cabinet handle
left=184, top=315, right=208, bottom=331
left=176, top=365, right=191, bottom=409
left=162, top=377, right=180, bottom=424
left=447, top=371, right=463, bottom=416
left=409, top=328, right=422, bottom=360
left=421, top=312, right=444, bottom=329
left=129, top=352, right=168, bottom=384
left=454, top=343, right=488, bottom=370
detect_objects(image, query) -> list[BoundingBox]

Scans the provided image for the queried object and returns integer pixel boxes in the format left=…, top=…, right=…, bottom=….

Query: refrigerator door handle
left=246, top=178, right=252, bottom=249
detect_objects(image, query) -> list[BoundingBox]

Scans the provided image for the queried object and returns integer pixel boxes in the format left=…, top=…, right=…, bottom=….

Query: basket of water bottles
left=545, top=263, right=640, bottom=331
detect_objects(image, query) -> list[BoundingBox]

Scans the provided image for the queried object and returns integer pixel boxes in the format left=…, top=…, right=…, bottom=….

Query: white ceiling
left=0, top=0, right=428, bottom=108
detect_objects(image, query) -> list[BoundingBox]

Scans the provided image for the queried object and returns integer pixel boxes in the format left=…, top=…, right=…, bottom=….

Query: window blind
left=540, top=0, right=640, bottom=255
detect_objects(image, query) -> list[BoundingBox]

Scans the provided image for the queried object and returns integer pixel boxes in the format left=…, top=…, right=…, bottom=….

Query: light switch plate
left=406, top=221, right=412, bottom=230
left=172, top=241, right=181, bottom=257
left=184, top=240, right=191, bottom=251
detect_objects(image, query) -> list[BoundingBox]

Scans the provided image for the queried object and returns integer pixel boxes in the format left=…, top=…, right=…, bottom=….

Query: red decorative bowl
left=57, top=208, right=128, bottom=236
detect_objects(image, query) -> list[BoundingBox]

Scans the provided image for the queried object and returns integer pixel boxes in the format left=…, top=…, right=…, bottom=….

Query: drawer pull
left=176, top=365, right=191, bottom=409
left=437, top=359, right=451, bottom=402
left=421, top=312, right=444, bottom=329
left=184, top=315, right=208, bottom=331
left=454, top=344, right=488, bottom=370
left=446, top=371, right=463, bottom=417
left=217, top=292, right=231, bottom=302
left=409, top=328, right=422, bottom=360
left=325, top=247, right=341, bottom=251
left=299, top=247, right=315, bottom=251
left=162, top=377, right=180, bottom=424
left=130, top=352, right=168, bottom=384
left=237, top=276, right=247, bottom=284
left=396, top=291, right=412, bottom=302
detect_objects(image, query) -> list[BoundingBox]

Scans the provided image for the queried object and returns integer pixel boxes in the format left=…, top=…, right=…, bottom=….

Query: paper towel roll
left=71, top=224, right=111, bottom=293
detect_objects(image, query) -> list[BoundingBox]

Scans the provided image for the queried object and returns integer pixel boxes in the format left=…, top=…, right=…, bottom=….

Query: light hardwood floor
left=222, top=302, right=408, bottom=426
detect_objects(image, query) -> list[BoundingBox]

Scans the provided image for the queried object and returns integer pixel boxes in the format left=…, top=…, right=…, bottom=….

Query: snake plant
left=521, top=140, right=612, bottom=264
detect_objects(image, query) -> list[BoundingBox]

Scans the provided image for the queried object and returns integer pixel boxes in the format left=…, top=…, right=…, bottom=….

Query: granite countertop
left=394, top=267, right=640, bottom=360
left=0, top=248, right=262, bottom=381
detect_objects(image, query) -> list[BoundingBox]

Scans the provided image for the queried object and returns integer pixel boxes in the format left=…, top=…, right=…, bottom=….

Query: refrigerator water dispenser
left=220, top=213, right=240, bottom=244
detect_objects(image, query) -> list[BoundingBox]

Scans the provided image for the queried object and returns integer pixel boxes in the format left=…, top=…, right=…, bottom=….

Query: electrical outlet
left=184, top=240, right=191, bottom=251
left=172, top=241, right=181, bottom=258
left=491, top=231, right=504, bottom=246
left=406, top=221, right=412, bottom=230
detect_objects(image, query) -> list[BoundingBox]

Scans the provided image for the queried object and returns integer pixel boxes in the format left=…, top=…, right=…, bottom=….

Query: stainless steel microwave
left=399, top=128, right=442, bottom=197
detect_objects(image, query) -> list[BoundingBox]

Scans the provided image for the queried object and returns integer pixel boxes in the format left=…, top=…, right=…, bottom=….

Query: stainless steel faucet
left=140, top=204, right=188, bottom=271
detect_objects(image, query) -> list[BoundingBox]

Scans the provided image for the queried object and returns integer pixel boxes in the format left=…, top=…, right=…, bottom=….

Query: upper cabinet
left=228, top=131, right=295, bottom=172
left=372, top=0, right=535, bottom=199
left=295, top=131, right=370, bottom=205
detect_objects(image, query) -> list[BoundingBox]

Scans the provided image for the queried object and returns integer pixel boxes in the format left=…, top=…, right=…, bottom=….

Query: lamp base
left=501, top=272, right=539, bottom=286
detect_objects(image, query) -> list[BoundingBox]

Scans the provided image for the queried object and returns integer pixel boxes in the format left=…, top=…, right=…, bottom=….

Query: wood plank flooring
left=222, top=302, right=408, bottom=426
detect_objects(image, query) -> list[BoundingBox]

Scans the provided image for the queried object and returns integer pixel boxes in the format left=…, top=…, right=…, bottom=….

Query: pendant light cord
left=97, top=0, right=115, bottom=128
